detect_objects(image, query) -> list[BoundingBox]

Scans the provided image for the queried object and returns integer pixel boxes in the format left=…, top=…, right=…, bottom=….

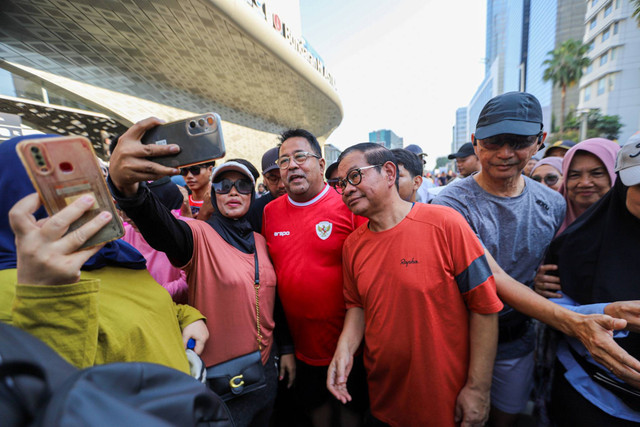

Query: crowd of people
left=1, top=91, right=640, bottom=427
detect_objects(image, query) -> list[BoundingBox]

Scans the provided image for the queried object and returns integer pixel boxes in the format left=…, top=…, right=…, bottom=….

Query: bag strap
left=254, top=252, right=262, bottom=351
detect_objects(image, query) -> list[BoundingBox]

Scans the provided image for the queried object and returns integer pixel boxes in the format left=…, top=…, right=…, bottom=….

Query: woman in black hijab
left=111, top=158, right=278, bottom=427
left=545, top=136, right=640, bottom=426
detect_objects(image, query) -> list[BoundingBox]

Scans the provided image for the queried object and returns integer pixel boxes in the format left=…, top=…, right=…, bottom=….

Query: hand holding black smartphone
left=141, top=113, right=226, bottom=168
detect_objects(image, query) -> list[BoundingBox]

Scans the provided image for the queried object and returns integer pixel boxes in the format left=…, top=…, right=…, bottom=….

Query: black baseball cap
left=325, top=161, right=339, bottom=180
left=448, top=142, right=475, bottom=159
left=261, top=147, right=279, bottom=174
left=475, top=92, right=543, bottom=139
left=404, top=144, right=426, bottom=156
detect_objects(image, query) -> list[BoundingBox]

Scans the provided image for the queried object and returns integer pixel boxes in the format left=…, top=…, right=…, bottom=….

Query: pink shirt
left=121, top=210, right=189, bottom=303
left=183, top=220, right=276, bottom=366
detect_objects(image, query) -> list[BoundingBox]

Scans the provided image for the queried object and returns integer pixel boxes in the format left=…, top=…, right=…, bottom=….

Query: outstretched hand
left=10, top=193, right=112, bottom=286
left=108, top=117, right=181, bottom=197
left=573, top=313, right=640, bottom=389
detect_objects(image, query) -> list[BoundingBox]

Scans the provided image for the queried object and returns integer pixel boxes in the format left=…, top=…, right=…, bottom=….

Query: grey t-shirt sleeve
left=432, top=181, right=477, bottom=236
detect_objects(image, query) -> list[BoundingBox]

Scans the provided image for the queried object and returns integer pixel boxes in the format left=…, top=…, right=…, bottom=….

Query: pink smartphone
left=16, top=136, right=124, bottom=249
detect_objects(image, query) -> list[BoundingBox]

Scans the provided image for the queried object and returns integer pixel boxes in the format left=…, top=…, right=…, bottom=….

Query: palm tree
left=633, top=0, right=640, bottom=27
left=543, top=39, right=592, bottom=134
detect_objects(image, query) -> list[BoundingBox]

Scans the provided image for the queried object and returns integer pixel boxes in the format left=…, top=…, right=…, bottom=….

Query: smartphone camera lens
left=30, top=146, right=39, bottom=153
left=198, top=118, right=205, bottom=127
left=189, top=121, right=196, bottom=128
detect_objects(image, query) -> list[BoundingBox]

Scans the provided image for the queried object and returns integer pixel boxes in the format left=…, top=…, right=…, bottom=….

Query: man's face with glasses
left=277, top=137, right=325, bottom=202
left=472, top=132, right=545, bottom=181
left=336, top=151, right=388, bottom=216
left=263, top=169, right=286, bottom=198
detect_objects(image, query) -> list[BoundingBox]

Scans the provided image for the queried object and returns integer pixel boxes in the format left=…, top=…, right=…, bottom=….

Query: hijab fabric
left=557, top=138, right=620, bottom=234
left=206, top=169, right=256, bottom=254
left=530, top=156, right=563, bottom=176
left=547, top=177, right=640, bottom=357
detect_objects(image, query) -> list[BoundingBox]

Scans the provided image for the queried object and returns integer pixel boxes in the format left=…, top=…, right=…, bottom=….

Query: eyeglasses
left=327, top=178, right=340, bottom=189
left=276, top=151, right=320, bottom=169
left=212, top=178, right=253, bottom=195
left=335, top=164, right=382, bottom=195
left=180, top=166, right=205, bottom=176
left=531, top=173, right=560, bottom=186
left=263, top=172, right=281, bottom=185
left=477, top=133, right=542, bottom=151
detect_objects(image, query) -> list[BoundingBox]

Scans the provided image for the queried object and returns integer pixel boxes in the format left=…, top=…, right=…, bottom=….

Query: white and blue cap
left=211, top=161, right=256, bottom=186
left=475, top=92, right=543, bottom=139
left=615, top=132, right=640, bottom=186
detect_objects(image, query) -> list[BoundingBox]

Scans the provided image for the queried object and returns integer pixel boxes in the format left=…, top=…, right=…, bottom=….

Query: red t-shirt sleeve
left=444, top=208, right=503, bottom=314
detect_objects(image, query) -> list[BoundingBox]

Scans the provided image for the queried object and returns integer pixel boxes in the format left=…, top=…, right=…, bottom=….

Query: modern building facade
left=0, top=0, right=343, bottom=171
left=460, top=0, right=588, bottom=143
left=368, top=129, right=403, bottom=150
left=526, top=0, right=586, bottom=132
left=452, top=106, right=469, bottom=152
left=323, top=143, right=341, bottom=166
left=578, top=0, right=640, bottom=143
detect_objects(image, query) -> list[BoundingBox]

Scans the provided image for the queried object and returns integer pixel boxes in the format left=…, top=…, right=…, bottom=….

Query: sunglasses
left=477, top=133, right=542, bottom=151
left=532, top=173, right=560, bottom=186
left=180, top=166, right=206, bottom=176
left=212, top=178, right=253, bottom=195
left=335, top=164, right=382, bottom=195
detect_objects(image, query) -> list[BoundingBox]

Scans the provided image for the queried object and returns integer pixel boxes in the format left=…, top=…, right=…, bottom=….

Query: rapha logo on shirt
left=273, top=231, right=290, bottom=237
left=401, top=258, right=418, bottom=267
left=316, top=221, right=333, bottom=240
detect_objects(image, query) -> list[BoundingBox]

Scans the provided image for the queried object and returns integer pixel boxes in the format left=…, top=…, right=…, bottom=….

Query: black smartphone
left=141, top=113, right=226, bottom=168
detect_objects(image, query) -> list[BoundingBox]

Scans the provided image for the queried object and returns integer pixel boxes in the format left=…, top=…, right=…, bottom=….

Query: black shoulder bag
left=206, top=252, right=267, bottom=401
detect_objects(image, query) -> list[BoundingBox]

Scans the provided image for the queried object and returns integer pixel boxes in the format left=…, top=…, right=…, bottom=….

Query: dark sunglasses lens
left=214, top=179, right=233, bottom=194
left=181, top=166, right=201, bottom=176
left=532, top=175, right=542, bottom=182
left=235, top=179, right=253, bottom=194
left=544, top=175, right=559, bottom=186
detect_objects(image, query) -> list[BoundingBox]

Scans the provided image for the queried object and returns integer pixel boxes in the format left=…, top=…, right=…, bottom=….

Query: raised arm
left=108, top=118, right=194, bottom=266
left=485, top=250, right=640, bottom=388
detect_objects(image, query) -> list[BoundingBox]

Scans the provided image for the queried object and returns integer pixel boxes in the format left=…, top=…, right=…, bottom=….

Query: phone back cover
left=16, top=136, right=124, bottom=249
left=141, top=113, right=226, bottom=168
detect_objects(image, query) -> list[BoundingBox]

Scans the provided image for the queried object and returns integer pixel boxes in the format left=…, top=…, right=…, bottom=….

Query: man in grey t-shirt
left=433, top=92, right=565, bottom=427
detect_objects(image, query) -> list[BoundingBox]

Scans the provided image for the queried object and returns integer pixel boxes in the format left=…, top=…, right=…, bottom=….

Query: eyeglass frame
left=475, top=132, right=543, bottom=151
left=275, top=151, right=321, bottom=169
left=335, top=164, right=383, bottom=195
left=212, top=178, right=254, bottom=195
left=263, top=171, right=282, bottom=185
left=531, top=173, right=560, bottom=186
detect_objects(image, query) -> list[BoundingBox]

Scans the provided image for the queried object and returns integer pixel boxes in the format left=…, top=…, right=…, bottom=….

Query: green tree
left=562, top=108, right=623, bottom=140
left=633, top=0, right=640, bottom=26
left=435, top=156, right=449, bottom=169
left=543, top=39, right=592, bottom=134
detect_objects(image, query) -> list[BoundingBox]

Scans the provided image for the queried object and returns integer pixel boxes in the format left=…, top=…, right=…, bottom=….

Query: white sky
left=300, top=0, right=487, bottom=168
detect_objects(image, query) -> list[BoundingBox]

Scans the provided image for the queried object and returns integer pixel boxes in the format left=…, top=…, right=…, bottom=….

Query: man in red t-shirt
left=327, top=143, right=502, bottom=427
left=263, top=129, right=368, bottom=426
